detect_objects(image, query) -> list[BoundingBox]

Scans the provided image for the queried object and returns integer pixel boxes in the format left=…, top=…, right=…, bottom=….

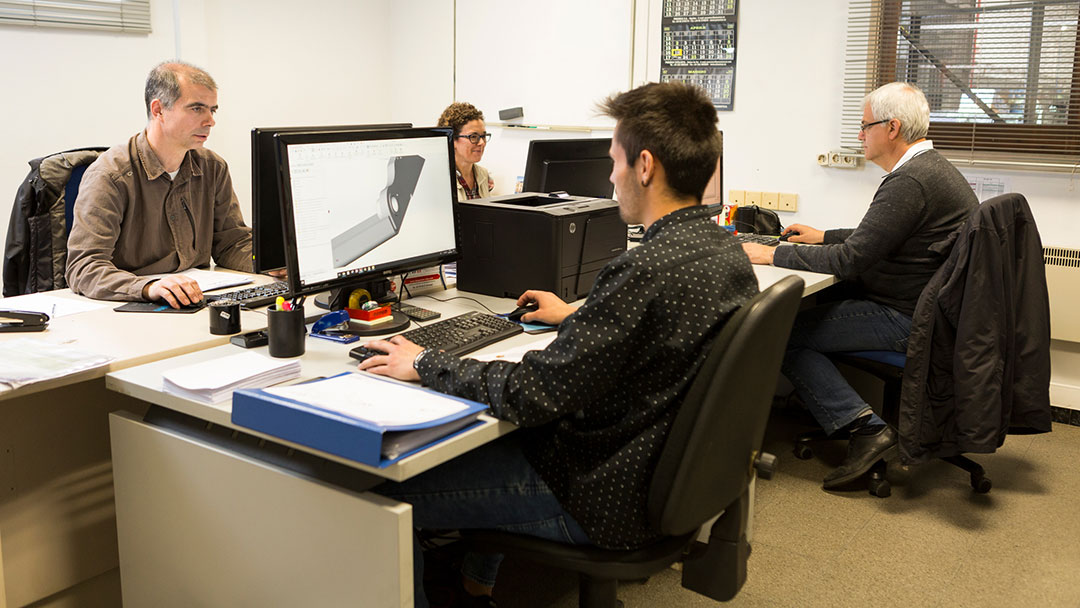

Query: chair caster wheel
left=971, top=475, right=992, bottom=493
left=867, top=460, right=890, bottom=497
left=793, top=443, right=813, bottom=460
left=868, top=478, right=891, bottom=498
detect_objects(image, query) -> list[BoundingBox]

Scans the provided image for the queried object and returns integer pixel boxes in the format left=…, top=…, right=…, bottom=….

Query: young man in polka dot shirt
left=360, top=81, right=758, bottom=607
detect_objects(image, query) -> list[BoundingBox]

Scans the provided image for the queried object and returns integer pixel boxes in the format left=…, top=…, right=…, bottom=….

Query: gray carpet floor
left=494, top=412, right=1080, bottom=608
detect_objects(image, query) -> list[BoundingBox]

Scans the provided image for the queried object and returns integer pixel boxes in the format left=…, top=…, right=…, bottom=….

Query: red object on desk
left=347, top=305, right=391, bottom=322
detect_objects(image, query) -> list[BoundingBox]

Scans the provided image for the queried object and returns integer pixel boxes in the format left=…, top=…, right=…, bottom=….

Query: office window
left=0, top=0, right=151, bottom=33
left=841, top=0, right=1080, bottom=169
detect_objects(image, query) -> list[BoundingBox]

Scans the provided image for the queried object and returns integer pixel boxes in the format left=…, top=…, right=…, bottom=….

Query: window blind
left=842, top=0, right=1080, bottom=170
left=0, top=0, right=151, bottom=33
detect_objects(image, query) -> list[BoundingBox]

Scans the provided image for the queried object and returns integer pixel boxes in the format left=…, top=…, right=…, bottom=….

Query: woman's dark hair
left=437, top=102, right=485, bottom=137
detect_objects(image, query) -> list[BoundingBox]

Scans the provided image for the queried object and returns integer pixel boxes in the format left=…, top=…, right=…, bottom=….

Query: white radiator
left=1045, top=246, right=1080, bottom=343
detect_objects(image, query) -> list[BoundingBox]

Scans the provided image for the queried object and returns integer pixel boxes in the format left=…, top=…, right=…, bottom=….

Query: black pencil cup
left=208, top=300, right=241, bottom=335
left=267, top=305, right=306, bottom=358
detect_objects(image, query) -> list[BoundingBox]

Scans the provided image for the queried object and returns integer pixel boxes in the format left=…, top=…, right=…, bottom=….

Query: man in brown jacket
left=66, top=61, right=253, bottom=308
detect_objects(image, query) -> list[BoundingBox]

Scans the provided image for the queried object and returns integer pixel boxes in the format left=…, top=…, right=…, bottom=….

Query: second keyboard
left=349, top=311, right=523, bottom=363
left=206, top=280, right=290, bottom=308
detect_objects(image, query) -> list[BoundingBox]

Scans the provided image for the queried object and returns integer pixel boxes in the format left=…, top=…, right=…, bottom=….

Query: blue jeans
left=781, top=299, right=912, bottom=435
left=375, top=435, right=591, bottom=607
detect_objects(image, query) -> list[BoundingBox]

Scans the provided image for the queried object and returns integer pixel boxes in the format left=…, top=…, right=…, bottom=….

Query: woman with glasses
left=437, top=102, right=494, bottom=201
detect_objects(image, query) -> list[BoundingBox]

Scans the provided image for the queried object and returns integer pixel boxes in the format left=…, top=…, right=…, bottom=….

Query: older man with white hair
left=742, top=82, right=978, bottom=490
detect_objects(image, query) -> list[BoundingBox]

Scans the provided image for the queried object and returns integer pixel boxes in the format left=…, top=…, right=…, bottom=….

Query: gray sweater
left=773, top=150, right=977, bottom=317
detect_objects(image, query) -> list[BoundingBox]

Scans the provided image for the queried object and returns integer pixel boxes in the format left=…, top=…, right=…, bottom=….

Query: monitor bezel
left=275, top=126, right=460, bottom=299
left=251, top=123, right=411, bottom=274
left=521, top=138, right=614, bottom=198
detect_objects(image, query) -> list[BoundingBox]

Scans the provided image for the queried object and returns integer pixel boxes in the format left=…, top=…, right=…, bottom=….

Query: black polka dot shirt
left=416, top=205, right=759, bottom=549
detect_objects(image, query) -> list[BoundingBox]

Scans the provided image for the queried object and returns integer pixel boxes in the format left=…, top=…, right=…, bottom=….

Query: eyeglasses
left=457, top=132, right=492, bottom=144
left=859, top=119, right=890, bottom=133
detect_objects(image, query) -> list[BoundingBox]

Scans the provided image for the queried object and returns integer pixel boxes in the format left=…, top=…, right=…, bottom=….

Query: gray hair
left=864, top=82, right=930, bottom=143
left=144, top=61, right=218, bottom=119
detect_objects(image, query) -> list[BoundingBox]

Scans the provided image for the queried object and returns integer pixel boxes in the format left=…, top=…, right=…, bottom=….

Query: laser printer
left=455, top=193, right=627, bottom=300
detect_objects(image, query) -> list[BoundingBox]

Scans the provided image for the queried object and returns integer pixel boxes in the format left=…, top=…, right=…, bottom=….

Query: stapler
left=0, top=310, right=49, bottom=333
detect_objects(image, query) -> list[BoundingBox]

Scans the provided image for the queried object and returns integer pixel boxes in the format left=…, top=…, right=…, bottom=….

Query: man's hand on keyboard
left=741, top=242, right=776, bottom=265
left=781, top=224, right=824, bottom=244
left=517, top=290, right=575, bottom=325
left=357, top=335, right=424, bottom=381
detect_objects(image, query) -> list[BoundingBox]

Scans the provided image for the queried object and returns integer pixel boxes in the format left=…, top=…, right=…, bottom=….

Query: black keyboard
left=205, top=280, right=290, bottom=308
left=734, top=233, right=780, bottom=247
left=349, top=311, right=523, bottom=363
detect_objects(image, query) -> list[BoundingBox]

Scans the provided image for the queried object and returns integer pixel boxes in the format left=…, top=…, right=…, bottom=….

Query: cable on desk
left=409, top=294, right=500, bottom=316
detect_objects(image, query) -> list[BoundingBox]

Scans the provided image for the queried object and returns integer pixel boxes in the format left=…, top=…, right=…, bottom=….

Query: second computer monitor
left=275, top=127, right=459, bottom=299
left=251, top=123, right=410, bottom=273
left=522, top=138, right=614, bottom=199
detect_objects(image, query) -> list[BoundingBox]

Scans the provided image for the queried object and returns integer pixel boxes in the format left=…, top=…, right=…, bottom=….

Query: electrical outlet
left=817, top=153, right=829, bottom=166
left=779, top=192, right=798, bottom=212
left=745, top=191, right=762, bottom=207
left=728, top=189, right=745, bottom=205
left=761, top=192, right=779, bottom=210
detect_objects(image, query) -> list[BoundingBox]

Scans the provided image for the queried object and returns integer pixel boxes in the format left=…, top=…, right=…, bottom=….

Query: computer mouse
left=181, top=300, right=207, bottom=310
left=507, top=303, right=539, bottom=323
left=778, top=232, right=793, bottom=242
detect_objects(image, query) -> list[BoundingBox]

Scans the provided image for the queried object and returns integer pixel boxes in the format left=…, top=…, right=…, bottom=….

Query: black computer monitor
left=276, top=127, right=459, bottom=312
left=251, top=123, right=411, bottom=273
left=521, top=138, right=614, bottom=199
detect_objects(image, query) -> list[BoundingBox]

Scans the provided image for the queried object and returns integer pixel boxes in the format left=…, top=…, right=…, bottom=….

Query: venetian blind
left=0, top=0, right=150, bottom=33
left=842, top=0, right=1080, bottom=170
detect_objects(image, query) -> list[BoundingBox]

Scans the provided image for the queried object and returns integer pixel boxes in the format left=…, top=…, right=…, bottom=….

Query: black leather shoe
left=822, top=425, right=898, bottom=489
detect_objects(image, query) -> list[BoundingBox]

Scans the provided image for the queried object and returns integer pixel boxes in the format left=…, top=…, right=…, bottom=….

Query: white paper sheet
left=0, top=293, right=107, bottom=318
left=264, top=373, right=468, bottom=427
left=0, top=338, right=113, bottom=392
left=471, top=335, right=557, bottom=363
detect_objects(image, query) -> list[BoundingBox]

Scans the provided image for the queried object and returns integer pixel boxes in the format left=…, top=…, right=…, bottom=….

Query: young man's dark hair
left=599, top=81, right=722, bottom=202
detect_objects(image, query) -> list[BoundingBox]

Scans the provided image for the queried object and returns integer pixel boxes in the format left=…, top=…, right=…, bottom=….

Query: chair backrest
left=64, top=163, right=92, bottom=238
left=3, top=147, right=104, bottom=296
left=648, top=275, right=805, bottom=536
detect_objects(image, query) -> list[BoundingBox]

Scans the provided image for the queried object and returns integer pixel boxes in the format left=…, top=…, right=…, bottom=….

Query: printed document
left=264, top=372, right=468, bottom=427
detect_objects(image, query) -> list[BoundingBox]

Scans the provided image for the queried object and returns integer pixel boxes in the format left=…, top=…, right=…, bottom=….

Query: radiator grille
left=1045, top=247, right=1080, bottom=269
left=1044, top=246, right=1080, bottom=343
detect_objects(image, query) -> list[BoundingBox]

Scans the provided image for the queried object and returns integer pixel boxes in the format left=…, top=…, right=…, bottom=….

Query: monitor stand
left=314, top=278, right=411, bottom=335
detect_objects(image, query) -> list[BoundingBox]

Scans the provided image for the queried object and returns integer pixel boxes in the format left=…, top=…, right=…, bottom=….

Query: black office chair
left=3, top=147, right=105, bottom=296
left=794, top=350, right=990, bottom=498
left=794, top=192, right=1051, bottom=498
left=467, top=275, right=805, bottom=608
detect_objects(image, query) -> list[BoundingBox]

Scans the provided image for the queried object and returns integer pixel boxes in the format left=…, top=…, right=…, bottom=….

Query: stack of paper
left=162, top=351, right=301, bottom=404
left=0, top=338, right=114, bottom=393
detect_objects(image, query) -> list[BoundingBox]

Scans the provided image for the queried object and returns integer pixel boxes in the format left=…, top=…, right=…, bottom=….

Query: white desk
left=753, top=264, right=836, bottom=297
left=0, top=280, right=276, bottom=607
left=105, top=290, right=549, bottom=607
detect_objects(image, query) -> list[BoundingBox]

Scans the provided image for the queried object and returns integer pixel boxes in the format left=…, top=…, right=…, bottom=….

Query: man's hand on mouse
left=780, top=224, right=825, bottom=244
left=357, top=335, right=424, bottom=381
left=144, top=274, right=203, bottom=309
left=517, top=290, right=576, bottom=325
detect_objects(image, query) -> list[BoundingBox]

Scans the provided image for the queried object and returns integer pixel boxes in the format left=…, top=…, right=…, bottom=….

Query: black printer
left=456, top=193, right=627, bottom=300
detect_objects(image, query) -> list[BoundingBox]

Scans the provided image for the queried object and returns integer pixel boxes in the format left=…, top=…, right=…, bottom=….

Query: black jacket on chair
left=899, top=193, right=1052, bottom=464
left=3, top=147, right=105, bottom=296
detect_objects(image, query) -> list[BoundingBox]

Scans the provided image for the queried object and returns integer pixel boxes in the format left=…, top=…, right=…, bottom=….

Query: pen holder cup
left=208, top=299, right=241, bottom=335
left=267, top=305, right=306, bottom=358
